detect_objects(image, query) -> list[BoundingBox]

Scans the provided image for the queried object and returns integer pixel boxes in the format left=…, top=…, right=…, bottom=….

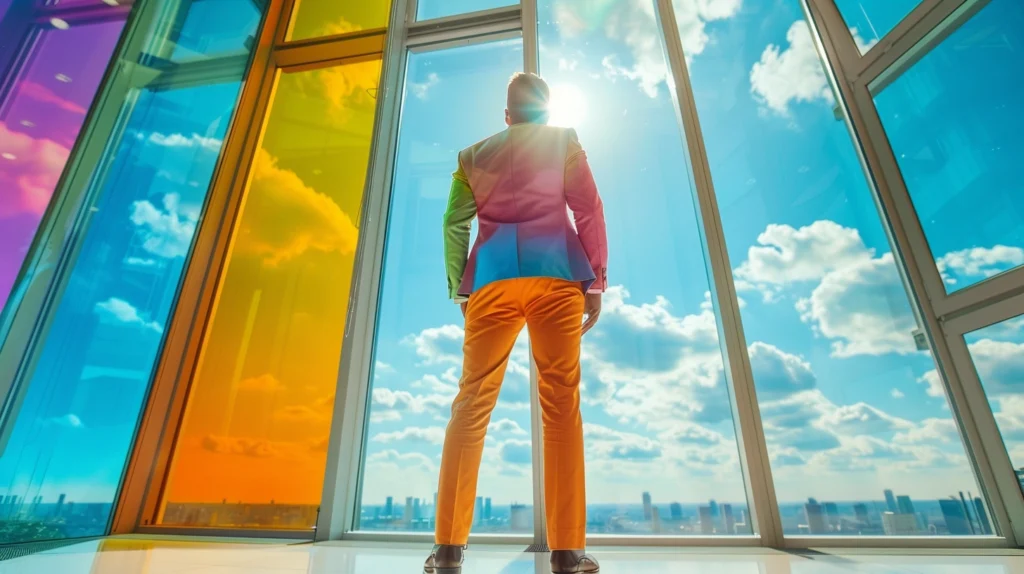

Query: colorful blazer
left=444, top=123, right=608, bottom=302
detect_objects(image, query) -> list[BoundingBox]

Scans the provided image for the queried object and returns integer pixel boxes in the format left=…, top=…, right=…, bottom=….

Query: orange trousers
left=434, top=278, right=587, bottom=550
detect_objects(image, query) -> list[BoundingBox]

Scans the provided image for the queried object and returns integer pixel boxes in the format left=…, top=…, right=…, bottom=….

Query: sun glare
left=547, top=83, right=588, bottom=129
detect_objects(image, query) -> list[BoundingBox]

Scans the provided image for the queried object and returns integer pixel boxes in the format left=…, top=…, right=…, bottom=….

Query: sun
left=547, top=83, right=588, bottom=129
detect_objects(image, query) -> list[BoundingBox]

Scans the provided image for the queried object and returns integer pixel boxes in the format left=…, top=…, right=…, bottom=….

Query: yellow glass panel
left=157, top=58, right=383, bottom=529
left=287, top=0, right=391, bottom=41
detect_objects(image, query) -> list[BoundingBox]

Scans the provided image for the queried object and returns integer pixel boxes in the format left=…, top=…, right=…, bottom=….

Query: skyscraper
left=896, top=495, right=915, bottom=516
left=384, top=496, right=394, bottom=518
left=413, top=498, right=422, bottom=521
left=475, top=497, right=484, bottom=526
left=959, top=492, right=977, bottom=535
left=974, top=497, right=992, bottom=535
left=55, top=494, right=66, bottom=518
left=804, top=500, right=827, bottom=534
left=484, top=498, right=492, bottom=522
left=853, top=503, right=870, bottom=526
left=882, top=512, right=918, bottom=535
left=698, top=506, right=714, bottom=535
left=510, top=504, right=529, bottom=530
left=405, top=497, right=414, bottom=526
left=670, top=502, right=683, bottom=521
left=722, top=504, right=736, bottom=535
left=884, top=489, right=898, bottom=513
left=823, top=502, right=839, bottom=530
left=652, top=507, right=661, bottom=534
left=642, top=492, right=653, bottom=522
left=939, top=498, right=970, bottom=535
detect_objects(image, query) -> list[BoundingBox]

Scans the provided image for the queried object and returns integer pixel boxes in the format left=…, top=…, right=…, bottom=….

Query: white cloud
left=370, top=388, right=452, bottom=422
left=746, top=342, right=816, bottom=401
left=375, top=361, right=396, bottom=374
left=47, top=414, right=84, bottom=429
left=367, top=449, right=436, bottom=471
left=372, top=426, right=447, bottom=446
left=129, top=193, right=197, bottom=259
left=489, top=419, right=528, bottom=436
left=557, top=0, right=741, bottom=98
left=937, top=245, right=1024, bottom=286
left=750, top=21, right=831, bottom=116
left=148, top=132, right=222, bottom=151
left=499, top=439, right=533, bottom=465
left=797, top=253, right=920, bottom=358
left=891, top=388, right=905, bottom=399
left=406, top=324, right=464, bottom=365
left=94, top=297, right=163, bottom=333
left=410, top=73, right=440, bottom=100
left=734, top=220, right=872, bottom=300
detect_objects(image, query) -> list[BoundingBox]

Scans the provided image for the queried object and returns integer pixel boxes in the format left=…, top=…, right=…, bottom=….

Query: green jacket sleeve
left=443, top=158, right=476, bottom=302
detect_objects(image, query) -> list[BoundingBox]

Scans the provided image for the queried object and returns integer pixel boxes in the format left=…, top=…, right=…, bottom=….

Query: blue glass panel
left=417, top=0, right=515, bottom=21
left=874, top=0, right=1024, bottom=292
left=0, top=0, right=263, bottom=544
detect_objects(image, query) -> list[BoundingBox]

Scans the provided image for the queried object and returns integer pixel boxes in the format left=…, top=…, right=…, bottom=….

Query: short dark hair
left=507, top=72, right=550, bottom=124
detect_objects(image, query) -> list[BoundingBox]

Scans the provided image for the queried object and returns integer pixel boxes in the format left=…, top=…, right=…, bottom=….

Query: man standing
left=424, top=73, right=607, bottom=574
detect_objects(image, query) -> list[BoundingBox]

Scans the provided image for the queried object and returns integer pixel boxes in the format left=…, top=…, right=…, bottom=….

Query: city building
left=939, top=499, right=971, bottom=536
left=884, top=490, right=898, bottom=514
left=642, top=492, right=653, bottom=522
left=698, top=506, right=714, bottom=535
left=670, top=503, right=683, bottom=522
left=882, top=512, right=918, bottom=536
left=804, top=501, right=827, bottom=535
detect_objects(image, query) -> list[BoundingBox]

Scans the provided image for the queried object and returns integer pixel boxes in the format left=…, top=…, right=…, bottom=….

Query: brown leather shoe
left=423, top=545, right=465, bottom=574
left=550, top=550, right=600, bottom=573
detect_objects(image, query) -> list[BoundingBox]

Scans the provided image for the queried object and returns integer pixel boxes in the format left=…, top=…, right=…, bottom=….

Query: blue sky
left=359, top=0, right=1024, bottom=525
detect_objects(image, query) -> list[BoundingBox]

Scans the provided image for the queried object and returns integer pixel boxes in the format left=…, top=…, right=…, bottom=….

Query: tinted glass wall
left=0, top=0, right=130, bottom=313
left=158, top=58, right=383, bottom=530
left=0, top=0, right=264, bottom=544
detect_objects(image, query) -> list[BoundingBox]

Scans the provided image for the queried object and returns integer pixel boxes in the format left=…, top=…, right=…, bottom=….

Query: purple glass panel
left=0, top=9, right=127, bottom=310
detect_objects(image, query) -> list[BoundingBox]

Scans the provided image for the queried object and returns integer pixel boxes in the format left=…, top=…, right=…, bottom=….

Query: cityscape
left=359, top=485, right=1004, bottom=537
left=0, top=474, right=1016, bottom=537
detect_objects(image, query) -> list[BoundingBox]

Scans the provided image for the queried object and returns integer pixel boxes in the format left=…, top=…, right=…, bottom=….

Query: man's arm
left=443, top=156, right=477, bottom=303
left=565, top=129, right=608, bottom=292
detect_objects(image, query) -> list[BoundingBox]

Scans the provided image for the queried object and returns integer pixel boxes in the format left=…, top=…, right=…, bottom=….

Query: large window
left=677, top=0, right=987, bottom=536
left=872, top=0, right=1024, bottom=294
left=0, top=1, right=129, bottom=313
left=538, top=0, right=751, bottom=536
left=0, top=0, right=264, bottom=545
left=358, top=39, right=534, bottom=534
left=157, top=59, right=383, bottom=530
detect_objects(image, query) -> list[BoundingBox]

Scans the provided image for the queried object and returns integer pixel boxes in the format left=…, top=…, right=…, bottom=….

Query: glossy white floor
left=2, top=538, right=1024, bottom=574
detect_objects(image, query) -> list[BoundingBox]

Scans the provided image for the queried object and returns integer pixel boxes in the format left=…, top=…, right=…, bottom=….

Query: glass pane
left=358, top=39, right=534, bottom=534
left=538, top=0, right=751, bottom=536
left=157, top=59, right=382, bottom=529
left=834, top=0, right=922, bottom=53
left=0, top=7, right=127, bottom=312
left=417, top=0, right=516, bottom=21
left=873, top=0, right=1024, bottom=294
left=678, top=0, right=987, bottom=536
left=287, top=0, right=390, bottom=42
left=965, top=313, right=1024, bottom=510
left=0, top=0, right=264, bottom=544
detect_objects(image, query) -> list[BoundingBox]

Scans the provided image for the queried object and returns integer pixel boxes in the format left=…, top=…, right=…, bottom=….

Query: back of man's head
left=506, top=72, right=550, bottom=125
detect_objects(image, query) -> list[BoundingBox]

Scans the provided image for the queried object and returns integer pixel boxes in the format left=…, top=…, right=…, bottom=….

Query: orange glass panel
left=287, top=0, right=390, bottom=41
left=157, top=58, right=383, bottom=529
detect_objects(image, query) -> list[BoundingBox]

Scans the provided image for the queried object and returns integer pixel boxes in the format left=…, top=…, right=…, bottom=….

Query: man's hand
left=582, top=292, right=602, bottom=335
left=461, top=301, right=468, bottom=318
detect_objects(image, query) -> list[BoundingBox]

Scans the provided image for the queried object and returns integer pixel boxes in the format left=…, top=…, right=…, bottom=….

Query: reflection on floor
left=1, top=538, right=1023, bottom=573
